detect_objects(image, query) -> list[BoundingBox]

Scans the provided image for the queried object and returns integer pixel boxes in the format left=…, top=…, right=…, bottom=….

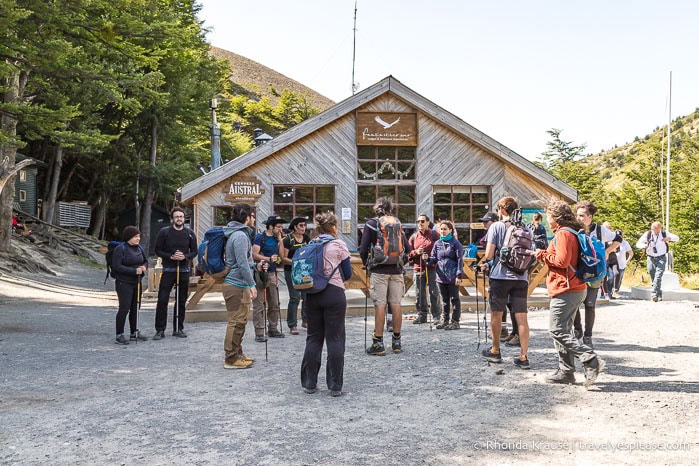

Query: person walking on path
left=300, top=212, right=352, bottom=397
left=613, top=229, right=634, bottom=295
left=281, top=217, right=310, bottom=334
left=407, top=213, right=440, bottom=325
left=154, top=207, right=197, bottom=340
left=635, top=222, right=679, bottom=302
left=427, top=220, right=463, bottom=330
left=534, top=200, right=605, bottom=387
left=222, top=203, right=259, bottom=369
left=480, top=197, right=531, bottom=369
left=112, top=226, right=148, bottom=345
left=573, top=200, right=620, bottom=348
left=360, top=198, right=411, bottom=356
left=252, top=215, right=287, bottom=341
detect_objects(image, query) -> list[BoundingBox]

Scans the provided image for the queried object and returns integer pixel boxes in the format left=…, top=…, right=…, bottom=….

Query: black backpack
left=105, top=241, right=145, bottom=284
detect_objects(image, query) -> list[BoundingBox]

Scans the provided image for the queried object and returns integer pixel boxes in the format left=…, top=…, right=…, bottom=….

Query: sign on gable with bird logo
left=356, top=111, right=418, bottom=146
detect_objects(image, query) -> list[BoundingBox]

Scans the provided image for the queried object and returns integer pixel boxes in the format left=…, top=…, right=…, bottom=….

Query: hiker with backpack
left=281, top=217, right=311, bottom=334
left=153, top=207, right=198, bottom=340
left=111, top=226, right=148, bottom=345
left=479, top=197, right=533, bottom=369
left=222, top=203, right=260, bottom=369
left=299, top=212, right=352, bottom=397
left=613, top=229, right=634, bottom=295
left=573, top=201, right=621, bottom=348
left=360, top=197, right=411, bottom=356
left=533, top=200, right=605, bottom=387
left=252, top=215, right=287, bottom=341
left=635, top=222, right=679, bottom=302
left=528, top=212, right=549, bottom=250
left=407, top=213, right=440, bottom=325
left=426, top=220, right=463, bottom=330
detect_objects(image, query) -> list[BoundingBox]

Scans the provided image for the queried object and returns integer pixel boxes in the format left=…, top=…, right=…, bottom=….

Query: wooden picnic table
left=345, top=253, right=413, bottom=296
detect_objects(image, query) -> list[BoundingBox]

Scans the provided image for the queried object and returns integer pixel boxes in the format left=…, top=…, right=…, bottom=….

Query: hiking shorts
left=488, top=278, right=528, bottom=313
left=370, top=273, right=405, bottom=306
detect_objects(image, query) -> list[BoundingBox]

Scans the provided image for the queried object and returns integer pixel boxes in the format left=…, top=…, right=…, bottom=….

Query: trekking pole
left=423, top=256, right=432, bottom=331
left=136, top=280, right=141, bottom=345
left=482, top=267, right=488, bottom=344
left=174, top=262, right=180, bottom=335
left=364, top=266, right=368, bottom=353
left=475, top=266, right=481, bottom=350
left=263, top=273, right=269, bottom=362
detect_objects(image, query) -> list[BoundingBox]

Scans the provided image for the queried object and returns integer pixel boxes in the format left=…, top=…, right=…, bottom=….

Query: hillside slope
left=210, top=46, right=335, bottom=110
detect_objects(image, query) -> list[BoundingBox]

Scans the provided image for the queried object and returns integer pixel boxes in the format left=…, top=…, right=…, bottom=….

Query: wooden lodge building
left=181, top=76, right=576, bottom=249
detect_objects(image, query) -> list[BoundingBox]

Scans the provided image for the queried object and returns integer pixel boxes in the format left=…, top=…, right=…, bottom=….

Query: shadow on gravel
left=598, top=341, right=699, bottom=354
left=596, top=381, right=699, bottom=393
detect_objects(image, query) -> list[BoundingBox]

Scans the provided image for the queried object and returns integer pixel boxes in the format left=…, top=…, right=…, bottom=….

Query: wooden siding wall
left=192, top=93, right=573, bottom=248
left=193, top=115, right=360, bottom=248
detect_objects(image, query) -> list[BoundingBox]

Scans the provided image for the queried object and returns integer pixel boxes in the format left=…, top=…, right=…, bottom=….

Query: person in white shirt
left=613, top=232, right=633, bottom=295
left=635, top=222, right=680, bottom=302
left=573, top=201, right=621, bottom=348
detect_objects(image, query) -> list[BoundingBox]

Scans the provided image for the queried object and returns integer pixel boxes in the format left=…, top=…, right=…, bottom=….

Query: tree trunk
left=56, top=162, right=77, bottom=200
left=43, top=144, right=63, bottom=225
left=92, top=190, right=108, bottom=240
left=0, top=70, right=21, bottom=253
left=140, top=112, right=158, bottom=257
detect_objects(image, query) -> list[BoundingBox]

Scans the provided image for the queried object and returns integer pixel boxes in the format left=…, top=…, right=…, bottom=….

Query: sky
left=197, top=0, right=699, bottom=161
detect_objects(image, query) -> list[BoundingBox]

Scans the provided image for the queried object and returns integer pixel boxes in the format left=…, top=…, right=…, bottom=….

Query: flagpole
left=665, top=71, right=672, bottom=232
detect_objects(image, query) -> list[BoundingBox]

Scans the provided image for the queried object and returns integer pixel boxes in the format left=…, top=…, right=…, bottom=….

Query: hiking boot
left=241, top=355, right=255, bottom=362
left=412, top=314, right=427, bottom=324
left=366, top=341, right=386, bottom=356
left=115, top=334, right=129, bottom=345
left=224, top=359, right=253, bottom=369
left=391, top=336, right=402, bottom=353
left=546, top=370, right=576, bottom=384
left=304, top=387, right=317, bottom=394
left=505, top=335, right=520, bottom=347
left=499, top=326, right=509, bottom=341
left=289, top=327, right=299, bottom=335
left=444, top=321, right=460, bottom=330
left=513, top=355, right=530, bottom=370
left=651, top=296, right=658, bottom=302
left=331, top=390, right=342, bottom=397
left=255, top=334, right=268, bottom=343
left=435, top=318, right=449, bottom=329
left=582, top=335, right=593, bottom=348
left=268, top=330, right=285, bottom=338
left=386, top=319, right=393, bottom=333
left=172, top=330, right=187, bottom=338
left=301, top=322, right=308, bottom=329
left=152, top=331, right=165, bottom=340
left=130, top=331, right=148, bottom=341
left=574, top=328, right=583, bottom=341
left=583, top=357, right=606, bottom=388
left=481, top=347, right=502, bottom=363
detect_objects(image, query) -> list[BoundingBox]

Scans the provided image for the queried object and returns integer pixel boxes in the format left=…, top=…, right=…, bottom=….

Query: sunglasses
left=417, top=219, right=428, bottom=223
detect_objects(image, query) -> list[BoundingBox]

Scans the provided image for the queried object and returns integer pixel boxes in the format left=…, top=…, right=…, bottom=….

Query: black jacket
left=154, top=226, right=197, bottom=271
left=111, top=243, right=148, bottom=284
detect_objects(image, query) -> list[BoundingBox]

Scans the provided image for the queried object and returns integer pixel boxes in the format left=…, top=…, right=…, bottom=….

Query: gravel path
left=1, top=260, right=697, bottom=465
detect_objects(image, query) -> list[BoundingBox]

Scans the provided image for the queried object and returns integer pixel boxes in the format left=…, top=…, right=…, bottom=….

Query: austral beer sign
left=356, top=111, right=418, bottom=147
left=224, top=176, right=264, bottom=202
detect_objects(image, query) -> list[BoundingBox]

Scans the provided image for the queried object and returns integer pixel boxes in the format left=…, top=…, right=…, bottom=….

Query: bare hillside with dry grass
left=210, top=46, right=335, bottom=110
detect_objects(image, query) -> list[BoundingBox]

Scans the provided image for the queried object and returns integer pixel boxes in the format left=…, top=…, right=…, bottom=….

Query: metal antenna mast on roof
left=351, top=0, right=359, bottom=94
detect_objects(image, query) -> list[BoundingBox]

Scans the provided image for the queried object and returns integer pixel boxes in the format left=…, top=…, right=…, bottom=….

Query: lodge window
left=19, top=170, right=26, bottom=182
left=273, top=185, right=335, bottom=221
left=433, top=185, right=490, bottom=244
left=357, top=146, right=416, bottom=181
left=19, top=190, right=27, bottom=202
left=213, top=206, right=234, bottom=226
left=357, top=185, right=416, bottom=224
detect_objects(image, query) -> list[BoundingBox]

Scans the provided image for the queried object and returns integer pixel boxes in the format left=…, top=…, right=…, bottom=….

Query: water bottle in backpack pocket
left=499, top=221, right=536, bottom=275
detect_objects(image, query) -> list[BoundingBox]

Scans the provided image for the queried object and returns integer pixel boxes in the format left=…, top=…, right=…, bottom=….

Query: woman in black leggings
left=300, top=212, right=352, bottom=397
left=112, top=226, right=149, bottom=345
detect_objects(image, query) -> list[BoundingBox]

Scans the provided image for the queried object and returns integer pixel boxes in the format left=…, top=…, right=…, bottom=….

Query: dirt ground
left=1, top=257, right=698, bottom=465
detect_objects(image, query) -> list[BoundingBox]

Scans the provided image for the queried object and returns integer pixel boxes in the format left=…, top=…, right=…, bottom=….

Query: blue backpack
left=560, top=227, right=607, bottom=287
left=291, top=235, right=341, bottom=293
left=197, top=227, right=229, bottom=278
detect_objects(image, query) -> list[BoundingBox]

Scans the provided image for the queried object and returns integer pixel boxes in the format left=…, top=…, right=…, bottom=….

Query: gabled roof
left=181, top=76, right=576, bottom=202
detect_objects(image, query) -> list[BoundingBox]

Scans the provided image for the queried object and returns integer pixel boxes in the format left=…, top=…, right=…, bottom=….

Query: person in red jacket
left=407, top=213, right=440, bottom=324
left=534, top=200, right=605, bottom=387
